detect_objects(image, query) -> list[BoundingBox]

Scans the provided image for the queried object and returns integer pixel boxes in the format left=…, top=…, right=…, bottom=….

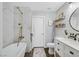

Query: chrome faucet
left=17, top=35, right=24, bottom=46
left=68, top=33, right=79, bottom=41
left=75, top=33, right=79, bottom=37
left=68, top=33, right=76, bottom=40
left=74, top=33, right=79, bottom=41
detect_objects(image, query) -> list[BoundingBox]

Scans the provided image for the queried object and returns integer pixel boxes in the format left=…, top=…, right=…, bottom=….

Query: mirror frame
left=69, top=8, right=79, bottom=32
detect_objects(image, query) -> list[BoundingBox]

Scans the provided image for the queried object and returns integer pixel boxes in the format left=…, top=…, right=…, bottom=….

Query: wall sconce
left=48, top=20, right=53, bottom=26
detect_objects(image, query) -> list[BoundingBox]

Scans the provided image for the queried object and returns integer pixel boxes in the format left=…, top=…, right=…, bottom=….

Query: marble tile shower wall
left=14, top=7, right=32, bottom=52
left=2, top=3, right=32, bottom=53
left=3, top=3, right=14, bottom=47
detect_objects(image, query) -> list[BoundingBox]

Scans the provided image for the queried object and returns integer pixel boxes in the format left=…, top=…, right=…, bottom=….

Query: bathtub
left=0, top=42, right=27, bottom=57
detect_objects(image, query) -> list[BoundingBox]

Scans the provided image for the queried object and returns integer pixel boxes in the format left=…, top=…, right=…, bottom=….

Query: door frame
left=32, top=16, right=45, bottom=48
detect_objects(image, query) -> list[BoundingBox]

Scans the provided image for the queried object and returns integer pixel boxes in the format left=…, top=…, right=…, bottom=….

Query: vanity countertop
left=55, top=37, right=79, bottom=51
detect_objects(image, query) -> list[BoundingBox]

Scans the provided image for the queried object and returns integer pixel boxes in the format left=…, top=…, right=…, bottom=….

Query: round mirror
left=69, top=8, right=79, bottom=32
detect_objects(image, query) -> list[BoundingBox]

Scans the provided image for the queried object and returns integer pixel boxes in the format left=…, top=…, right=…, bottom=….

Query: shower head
left=16, top=6, right=23, bottom=15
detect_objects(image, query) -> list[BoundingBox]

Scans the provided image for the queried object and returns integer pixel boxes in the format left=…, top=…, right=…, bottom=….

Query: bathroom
left=0, top=2, right=79, bottom=57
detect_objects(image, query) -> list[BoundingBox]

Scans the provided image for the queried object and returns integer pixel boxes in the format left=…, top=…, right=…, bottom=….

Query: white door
left=32, top=16, right=44, bottom=47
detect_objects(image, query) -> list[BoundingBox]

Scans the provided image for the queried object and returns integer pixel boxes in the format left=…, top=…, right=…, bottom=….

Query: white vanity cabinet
left=64, top=45, right=79, bottom=57
left=55, top=37, right=79, bottom=57
left=55, top=39, right=65, bottom=57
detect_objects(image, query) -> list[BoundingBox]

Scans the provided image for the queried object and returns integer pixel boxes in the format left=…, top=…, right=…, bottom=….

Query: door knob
left=30, top=33, right=33, bottom=36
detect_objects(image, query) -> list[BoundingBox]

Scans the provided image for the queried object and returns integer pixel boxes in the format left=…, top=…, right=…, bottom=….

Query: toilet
left=47, top=43, right=55, bottom=55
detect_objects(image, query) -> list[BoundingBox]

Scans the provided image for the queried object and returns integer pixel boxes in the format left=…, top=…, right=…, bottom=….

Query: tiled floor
left=24, top=48, right=59, bottom=57
left=33, top=48, right=46, bottom=57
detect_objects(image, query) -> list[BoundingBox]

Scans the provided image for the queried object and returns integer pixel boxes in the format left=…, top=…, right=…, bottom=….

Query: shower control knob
left=18, top=23, right=21, bottom=25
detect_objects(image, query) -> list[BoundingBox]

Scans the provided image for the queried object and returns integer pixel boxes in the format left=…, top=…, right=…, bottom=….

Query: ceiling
left=13, top=2, right=65, bottom=12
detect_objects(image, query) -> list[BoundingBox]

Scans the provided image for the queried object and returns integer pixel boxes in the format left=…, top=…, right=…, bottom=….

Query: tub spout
left=17, top=36, right=24, bottom=47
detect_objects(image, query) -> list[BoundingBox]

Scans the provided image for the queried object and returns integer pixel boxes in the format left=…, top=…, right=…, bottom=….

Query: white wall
left=3, top=3, right=14, bottom=47
left=0, top=3, right=3, bottom=50
left=32, top=11, right=56, bottom=47
left=22, top=7, right=32, bottom=52
left=55, top=3, right=68, bottom=38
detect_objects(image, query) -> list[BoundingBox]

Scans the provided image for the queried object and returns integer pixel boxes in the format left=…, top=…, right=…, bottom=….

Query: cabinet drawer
left=55, top=47, right=64, bottom=57
left=64, top=45, right=79, bottom=57
left=55, top=40, right=64, bottom=56
left=55, top=39, right=64, bottom=49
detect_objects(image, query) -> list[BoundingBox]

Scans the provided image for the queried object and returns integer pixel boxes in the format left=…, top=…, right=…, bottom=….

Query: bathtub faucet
left=17, top=36, right=24, bottom=46
left=18, top=36, right=24, bottom=40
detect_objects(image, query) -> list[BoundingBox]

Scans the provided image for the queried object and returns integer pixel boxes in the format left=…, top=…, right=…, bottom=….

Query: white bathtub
left=0, top=42, right=27, bottom=57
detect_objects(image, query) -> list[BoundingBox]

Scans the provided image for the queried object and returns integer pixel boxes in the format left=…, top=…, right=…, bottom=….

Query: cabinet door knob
left=70, top=51, right=74, bottom=55
left=57, top=43, right=59, bottom=45
left=57, top=48, right=60, bottom=51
